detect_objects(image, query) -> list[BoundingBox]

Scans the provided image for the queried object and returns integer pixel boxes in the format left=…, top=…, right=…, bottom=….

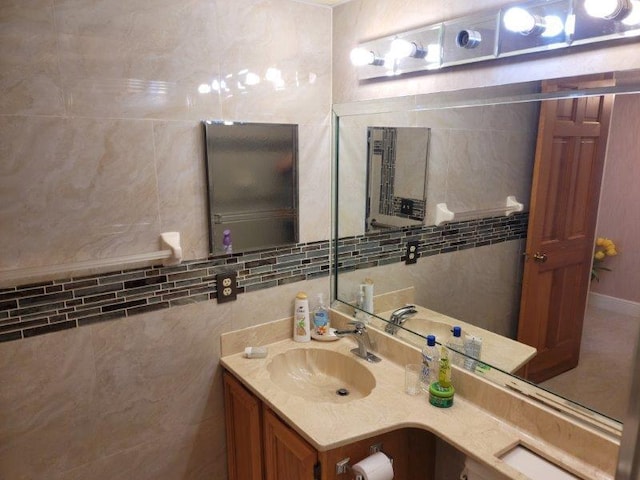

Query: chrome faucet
left=385, top=305, right=418, bottom=335
left=335, top=321, right=381, bottom=363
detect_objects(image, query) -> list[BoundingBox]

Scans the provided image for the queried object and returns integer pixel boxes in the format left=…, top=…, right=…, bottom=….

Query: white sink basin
left=267, top=348, right=376, bottom=403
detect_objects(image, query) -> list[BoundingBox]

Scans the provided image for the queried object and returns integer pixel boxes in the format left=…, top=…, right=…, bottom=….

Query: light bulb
left=541, top=15, right=565, bottom=37
left=623, top=0, right=640, bottom=24
left=584, top=0, right=625, bottom=19
left=504, top=7, right=537, bottom=33
left=350, top=48, right=376, bottom=66
left=390, top=38, right=417, bottom=59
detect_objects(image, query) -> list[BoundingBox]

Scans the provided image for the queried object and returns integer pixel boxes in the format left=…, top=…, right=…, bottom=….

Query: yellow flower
left=602, top=239, right=614, bottom=249
left=596, top=237, right=606, bottom=246
left=605, top=247, right=617, bottom=257
left=594, top=251, right=606, bottom=261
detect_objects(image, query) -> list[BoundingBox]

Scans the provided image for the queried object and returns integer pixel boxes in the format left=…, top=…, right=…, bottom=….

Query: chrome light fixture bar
left=351, top=0, right=640, bottom=80
left=352, top=24, right=443, bottom=79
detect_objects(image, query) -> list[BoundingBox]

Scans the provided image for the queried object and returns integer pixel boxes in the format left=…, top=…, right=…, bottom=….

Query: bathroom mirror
left=203, top=121, right=299, bottom=255
left=366, top=127, right=429, bottom=232
left=333, top=71, right=640, bottom=431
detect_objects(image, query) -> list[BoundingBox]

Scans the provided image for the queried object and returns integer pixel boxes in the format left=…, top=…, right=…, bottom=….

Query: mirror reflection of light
left=425, top=44, right=441, bottom=64
left=623, top=0, right=640, bottom=24
left=211, top=79, right=221, bottom=92
left=198, top=83, right=212, bottom=94
left=350, top=47, right=376, bottom=66
left=265, top=67, right=281, bottom=82
left=245, top=72, right=261, bottom=85
left=541, top=15, right=565, bottom=37
left=584, top=0, right=624, bottom=18
left=565, top=14, right=576, bottom=35
left=265, top=67, right=285, bottom=90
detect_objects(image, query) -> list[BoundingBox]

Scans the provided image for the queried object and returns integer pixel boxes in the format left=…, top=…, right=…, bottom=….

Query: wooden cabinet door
left=263, top=407, right=318, bottom=480
left=223, top=371, right=264, bottom=480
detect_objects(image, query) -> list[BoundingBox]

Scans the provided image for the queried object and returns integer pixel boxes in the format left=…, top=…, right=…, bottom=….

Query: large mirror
left=333, top=72, right=640, bottom=431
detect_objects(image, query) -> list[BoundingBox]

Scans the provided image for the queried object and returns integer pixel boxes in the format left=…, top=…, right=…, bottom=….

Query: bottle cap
left=452, top=326, right=462, bottom=337
left=426, top=334, right=436, bottom=346
left=296, top=292, right=308, bottom=299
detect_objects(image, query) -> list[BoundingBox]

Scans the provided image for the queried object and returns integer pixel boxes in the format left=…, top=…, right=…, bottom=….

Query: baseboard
left=588, top=292, right=640, bottom=317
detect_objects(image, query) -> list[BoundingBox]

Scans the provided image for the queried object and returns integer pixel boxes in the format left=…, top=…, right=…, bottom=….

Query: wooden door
left=263, top=407, right=318, bottom=480
left=223, top=371, right=264, bottom=480
left=517, top=77, right=614, bottom=383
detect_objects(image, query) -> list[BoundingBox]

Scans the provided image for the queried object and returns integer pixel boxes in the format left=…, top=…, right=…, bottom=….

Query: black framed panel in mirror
left=203, top=121, right=299, bottom=255
left=366, top=126, right=429, bottom=232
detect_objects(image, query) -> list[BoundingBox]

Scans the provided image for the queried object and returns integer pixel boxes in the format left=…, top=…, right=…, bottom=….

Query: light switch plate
left=216, top=272, right=237, bottom=303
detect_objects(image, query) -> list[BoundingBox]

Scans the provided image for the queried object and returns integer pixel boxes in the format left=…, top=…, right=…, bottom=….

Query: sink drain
left=336, top=388, right=350, bottom=396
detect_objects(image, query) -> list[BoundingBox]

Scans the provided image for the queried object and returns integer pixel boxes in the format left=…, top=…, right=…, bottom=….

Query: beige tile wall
left=0, top=0, right=332, bottom=272
left=0, top=0, right=331, bottom=478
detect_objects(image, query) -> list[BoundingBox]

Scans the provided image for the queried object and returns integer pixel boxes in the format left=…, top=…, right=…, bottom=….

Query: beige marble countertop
left=221, top=326, right=615, bottom=480
left=374, top=305, right=537, bottom=373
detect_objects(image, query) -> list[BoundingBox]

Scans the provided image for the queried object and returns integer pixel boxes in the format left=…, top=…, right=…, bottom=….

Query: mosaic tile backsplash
left=0, top=212, right=527, bottom=343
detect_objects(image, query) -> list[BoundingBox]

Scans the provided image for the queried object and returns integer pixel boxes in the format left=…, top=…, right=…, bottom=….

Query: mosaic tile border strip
left=0, top=212, right=527, bottom=343
left=335, top=212, right=529, bottom=272
left=0, top=241, right=331, bottom=343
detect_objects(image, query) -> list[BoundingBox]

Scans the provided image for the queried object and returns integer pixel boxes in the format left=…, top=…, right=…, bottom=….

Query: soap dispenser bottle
left=313, top=293, right=329, bottom=336
left=293, top=292, right=311, bottom=342
left=420, top=334, right=440, bottom=392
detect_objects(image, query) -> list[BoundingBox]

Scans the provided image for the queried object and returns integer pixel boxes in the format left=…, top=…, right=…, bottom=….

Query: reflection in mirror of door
left=366, top=127, right=429, bottom=232
left=203, top=121, right=299, bottom=255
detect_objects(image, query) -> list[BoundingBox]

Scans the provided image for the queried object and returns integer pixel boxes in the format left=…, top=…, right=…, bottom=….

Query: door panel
left=517, top=77, right=614, bottom=383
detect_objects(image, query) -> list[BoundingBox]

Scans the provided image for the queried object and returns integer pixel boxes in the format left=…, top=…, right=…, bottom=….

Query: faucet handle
left=347, top=321, right=366, bottom=332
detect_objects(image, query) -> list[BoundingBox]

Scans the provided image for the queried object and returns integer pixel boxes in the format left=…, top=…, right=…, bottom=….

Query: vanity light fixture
left=350, top=0, right=640, bottom=80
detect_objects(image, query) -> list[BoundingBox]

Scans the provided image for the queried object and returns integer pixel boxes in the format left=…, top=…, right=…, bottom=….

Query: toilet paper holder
left=335, top=452, right=394, bottom=478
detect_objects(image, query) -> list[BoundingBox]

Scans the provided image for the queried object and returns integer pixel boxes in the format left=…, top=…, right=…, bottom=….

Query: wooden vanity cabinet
left=223, top=371, right=264, bottom=480
left=224, top=371, right=318, bottom=479
left=223, top=369, right=436, bottom=480
left=263, top=407, right=319, bottom=480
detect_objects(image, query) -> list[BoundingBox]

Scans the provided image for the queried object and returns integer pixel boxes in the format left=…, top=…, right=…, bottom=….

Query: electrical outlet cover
left=216, top=273, right=237, bottom=303
left=405, top=241, right=419, bottom=265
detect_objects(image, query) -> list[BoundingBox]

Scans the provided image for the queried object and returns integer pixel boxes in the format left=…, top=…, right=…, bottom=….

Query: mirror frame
left=331, top=72, right=640, bottom=436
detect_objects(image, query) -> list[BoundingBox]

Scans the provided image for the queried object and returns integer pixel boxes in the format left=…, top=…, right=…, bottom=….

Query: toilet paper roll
left=352, top=452, right=394, bottom=480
